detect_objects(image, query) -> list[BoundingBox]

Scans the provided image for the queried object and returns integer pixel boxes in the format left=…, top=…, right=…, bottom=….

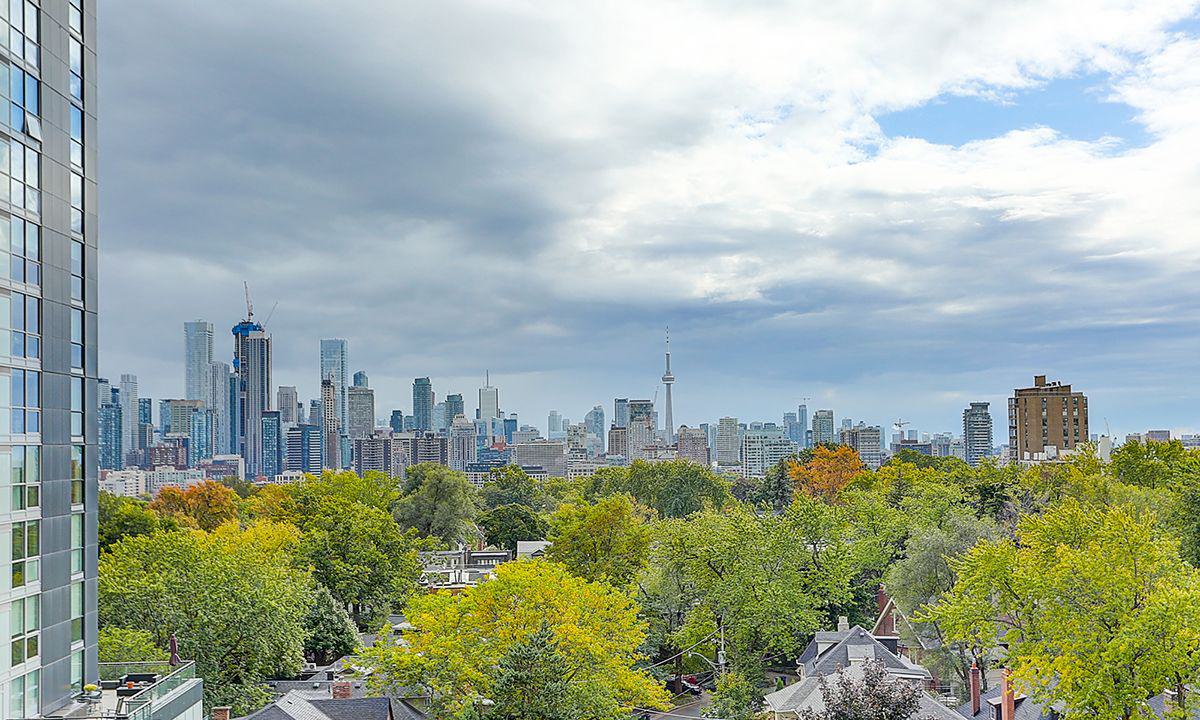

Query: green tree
left=98, top=627, right=169, bottom=663
left=481, top=465, right=552, bottom=511
left=292, top=470, right=401, bottom=518
left=653, top=499, right=854, bottom=673
left=705, top=672, right=760, bottom=720
left=592, top=460, right=729, bottom=518
left=99, top=492, right=172, bottom=553
left=99, top=523, right=311, bottom=715
left=487, top=622, right=572, bottom=720
left=358, top=560, right=669, bottom=719
left=478, top=504, right=548, bottom=552
left=924, top=500, right=1200, bottom=720
left=752, top=457, right=798, bottom=513
left=300, top=497, right=425, bottom=627
left=544, top=495, right=653, bottom=586
left=394, top=464, right=478, bottom=544
left=303, top=584, right=360, bottom=666
left=1110, top=439, right=1199, bottom=490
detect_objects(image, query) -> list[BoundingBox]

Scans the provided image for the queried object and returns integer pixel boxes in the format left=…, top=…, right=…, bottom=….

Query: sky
left=98, top=1, right=1200, bottom=440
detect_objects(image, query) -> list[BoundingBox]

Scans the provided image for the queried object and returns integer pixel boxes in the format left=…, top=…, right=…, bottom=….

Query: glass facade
left=0, top=0, right=98, bottom=715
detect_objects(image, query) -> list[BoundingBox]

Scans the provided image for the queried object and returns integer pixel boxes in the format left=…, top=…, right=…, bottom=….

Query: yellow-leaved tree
left=358, top=559, right=670, bottom=719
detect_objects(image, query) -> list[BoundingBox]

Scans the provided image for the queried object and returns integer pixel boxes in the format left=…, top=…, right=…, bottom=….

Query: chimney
left=837, top=615, right=849, bottom=632
left=212, top=708, right=232, bottom=720
left=1001, top=669, right=1015, bottom=720
left=332, top=681, right=352, bottom=699
left=969, top=662, right=981, bottom=716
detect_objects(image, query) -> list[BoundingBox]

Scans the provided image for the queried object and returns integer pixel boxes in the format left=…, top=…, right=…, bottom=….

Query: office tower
left=209, top=361, right=232, bottom=454
left=962, top=402, right=994, bottom=467
left=119, top=374, right=139, bottom=464
left=741, top=428, right=799, bottom=478
left=233, top=313, right=272, bottom=477
left=0, top=1, right=106, bottom=711
left=347, top=384, right=375, bottom=439
left=676, top=426, right=710, bottom=466
left=613, top=398, right=629, bottom=429
left=445, top=393, right=465, bottom=424
left=261, top=411, right=283, bottom=478
left=319, top=338, right=349, bottom=434
left=352, top=370, right=368, bottom=388
left=566, top=423, right=587, bottom=453
left=547, top=410, right=562, bottom=436
left=390, top=410, right=405, bottom=434
left=840, top=423, right=883, bottom=469
left=661, top=330, right=675, bottom=442
left=1146, top=429, right=1172, bottom=443
left=716, top=417, right=740, bottom=466
left=1008, top=375, right=1088, bottom=462
left=183, top=319, right=214, bottom=402
left=99, top=400, right=123, bottom=470
left=189, top=409, right=216, bottom=467
left=277, top=385, right=299, bottom=425
left=321, top=377, right=341, bottom=469
left=628, top=399, right=653, bottom=425
left=309, top=399, right=322, bottom=428
left=503, top=415, right=517, bottom=444
left=811, top=410, right=835, bottom=446
left=797, top=404, right=809, bottom=449
left=449, top=415, right=478, bottom=471
left=584, top=405, right=605, bottom=455
left=137, top=397, right=152, bottom=427
left=97, top=378, right=110, bottom=407
left=432, top=401, right=447, bottom=433
left=478, top=375, right=499, bottom=419
left=412, top=377, right=433, bottom=432
left=285, top=424, right=323, bottom=474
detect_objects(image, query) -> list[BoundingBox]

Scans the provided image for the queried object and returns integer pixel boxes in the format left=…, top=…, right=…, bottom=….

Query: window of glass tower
left=0, top=215, right=40, bottom=286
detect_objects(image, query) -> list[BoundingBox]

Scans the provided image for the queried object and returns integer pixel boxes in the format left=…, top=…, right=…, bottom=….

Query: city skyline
left=98, top=3, right=1200, bottom=443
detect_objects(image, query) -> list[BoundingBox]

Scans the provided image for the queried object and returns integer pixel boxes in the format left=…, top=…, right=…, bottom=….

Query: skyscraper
left=449, top=415, right=478, bottom=471
left=389, top=409, right=405, bottom=434
left=347, top=384, right=375, bottom=439
left=277, top=385, right=299, bottom=425
left=445, top=393, right=465, bottom=423
left=321, top=377, right=341, bottom=469
left=184, top=319, right=214, bottom=402
left=412, top=377, right=433, bottom=432
left=613, top=398, right=629, bottom=429
left=676, top=426, right=711, bottom=466
left=547, top=410, right=562, bottom=436
left=797, top=404, right=809, bottom=449
left=233, top=314, right=272, bottom=477
left=962, top=402, right=993, bottom=467
left=189, top=408, right=216, bottom=467
left=320, top=338, right=349, bottom=435
left=261, top=410, right=283, bottom=479
left=840, top=423, right=883, bottom=469
left=119, top=373, right=139, bottom=464
left=478, top=376, right=500, bottom=421
left=99, top=399, right=123, bottom=470
left=1008, top=375, right=1087, bottom=462
left=811, top=410, right=835, bottom=446
left=352, top=370, right=369, bottom=388
left=661, top=330, right=675, bottom=442
left=138, top=397, right=152, bottom=427
left=584, top=405, right=606, bottom=455
left=3, top=1, right=105, bottom=710
left=209, top=361, right=233, bottom=454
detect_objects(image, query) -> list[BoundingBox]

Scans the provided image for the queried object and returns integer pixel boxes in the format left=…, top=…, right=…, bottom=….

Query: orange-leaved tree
left=148, top=480, right=240, bottom=531
left=789, top=445, right=864, bottom=502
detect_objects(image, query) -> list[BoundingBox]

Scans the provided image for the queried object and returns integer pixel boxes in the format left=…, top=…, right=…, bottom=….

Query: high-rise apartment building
left=676, top=425, right=710, bottom=466
left=715, top=417, right=740, bottom=466
left=796, top=404, right=809, bottom=449
left=285, top=423, right=322, bottom=474
left=584, top=405, right=605, bottom=455
left=261, top=410, right=283, bottom=479
left=811, top=409, right=835, bottom=446
left=449, top=415, right=477, bottom=471
left=0, top=1, right=105, bottom=712
left=839, top=423, right=883, bottom=469
left=412, top=377, right=433, bottom=432
left=183, top=319, right=213, bottom=402
left=347, top=384, right=375, bottom=439
left=319, top=339, right=349, bottom=434
left=1008, top=375, right=1088, bottom=462
left=741, top=428, right=798, bottom=478
left=118, top=373, right=138, bottom=464
left=233, top=316, right=272, bottom=477
left=321, top=377, right=341, bottom=469
left=962, top=402, right=993, bottom=467
left=210, top=360, right=233, bottom=454
left=99, top=399, right=122, bottom=470
left=444, top=393, right=464, bottom=424
left=607, top=426, right=628, bottom=459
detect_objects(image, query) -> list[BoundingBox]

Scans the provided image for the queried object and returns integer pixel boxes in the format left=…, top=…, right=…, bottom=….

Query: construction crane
left=893, top=418, right=910, bottom=439
left=243, top=281, right=254, bottom=319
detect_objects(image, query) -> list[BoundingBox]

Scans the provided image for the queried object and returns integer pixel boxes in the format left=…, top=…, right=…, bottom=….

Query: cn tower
left=662, top=328, right=675, bottom=443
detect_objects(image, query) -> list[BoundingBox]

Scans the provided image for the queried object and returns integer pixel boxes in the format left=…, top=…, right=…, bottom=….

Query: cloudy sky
left=98, top=1, right=1200, bottom=440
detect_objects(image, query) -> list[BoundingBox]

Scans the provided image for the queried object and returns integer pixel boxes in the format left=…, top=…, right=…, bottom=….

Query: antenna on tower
left=243, top=281, right=254, bottom=319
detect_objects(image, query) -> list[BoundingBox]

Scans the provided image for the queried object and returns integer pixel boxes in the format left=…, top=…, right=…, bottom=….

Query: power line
left=640, top=629, right=719, bottom=669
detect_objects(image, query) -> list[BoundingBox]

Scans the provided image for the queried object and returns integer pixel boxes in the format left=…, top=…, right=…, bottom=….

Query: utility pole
left=717, top=621, right=726, bottom=676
